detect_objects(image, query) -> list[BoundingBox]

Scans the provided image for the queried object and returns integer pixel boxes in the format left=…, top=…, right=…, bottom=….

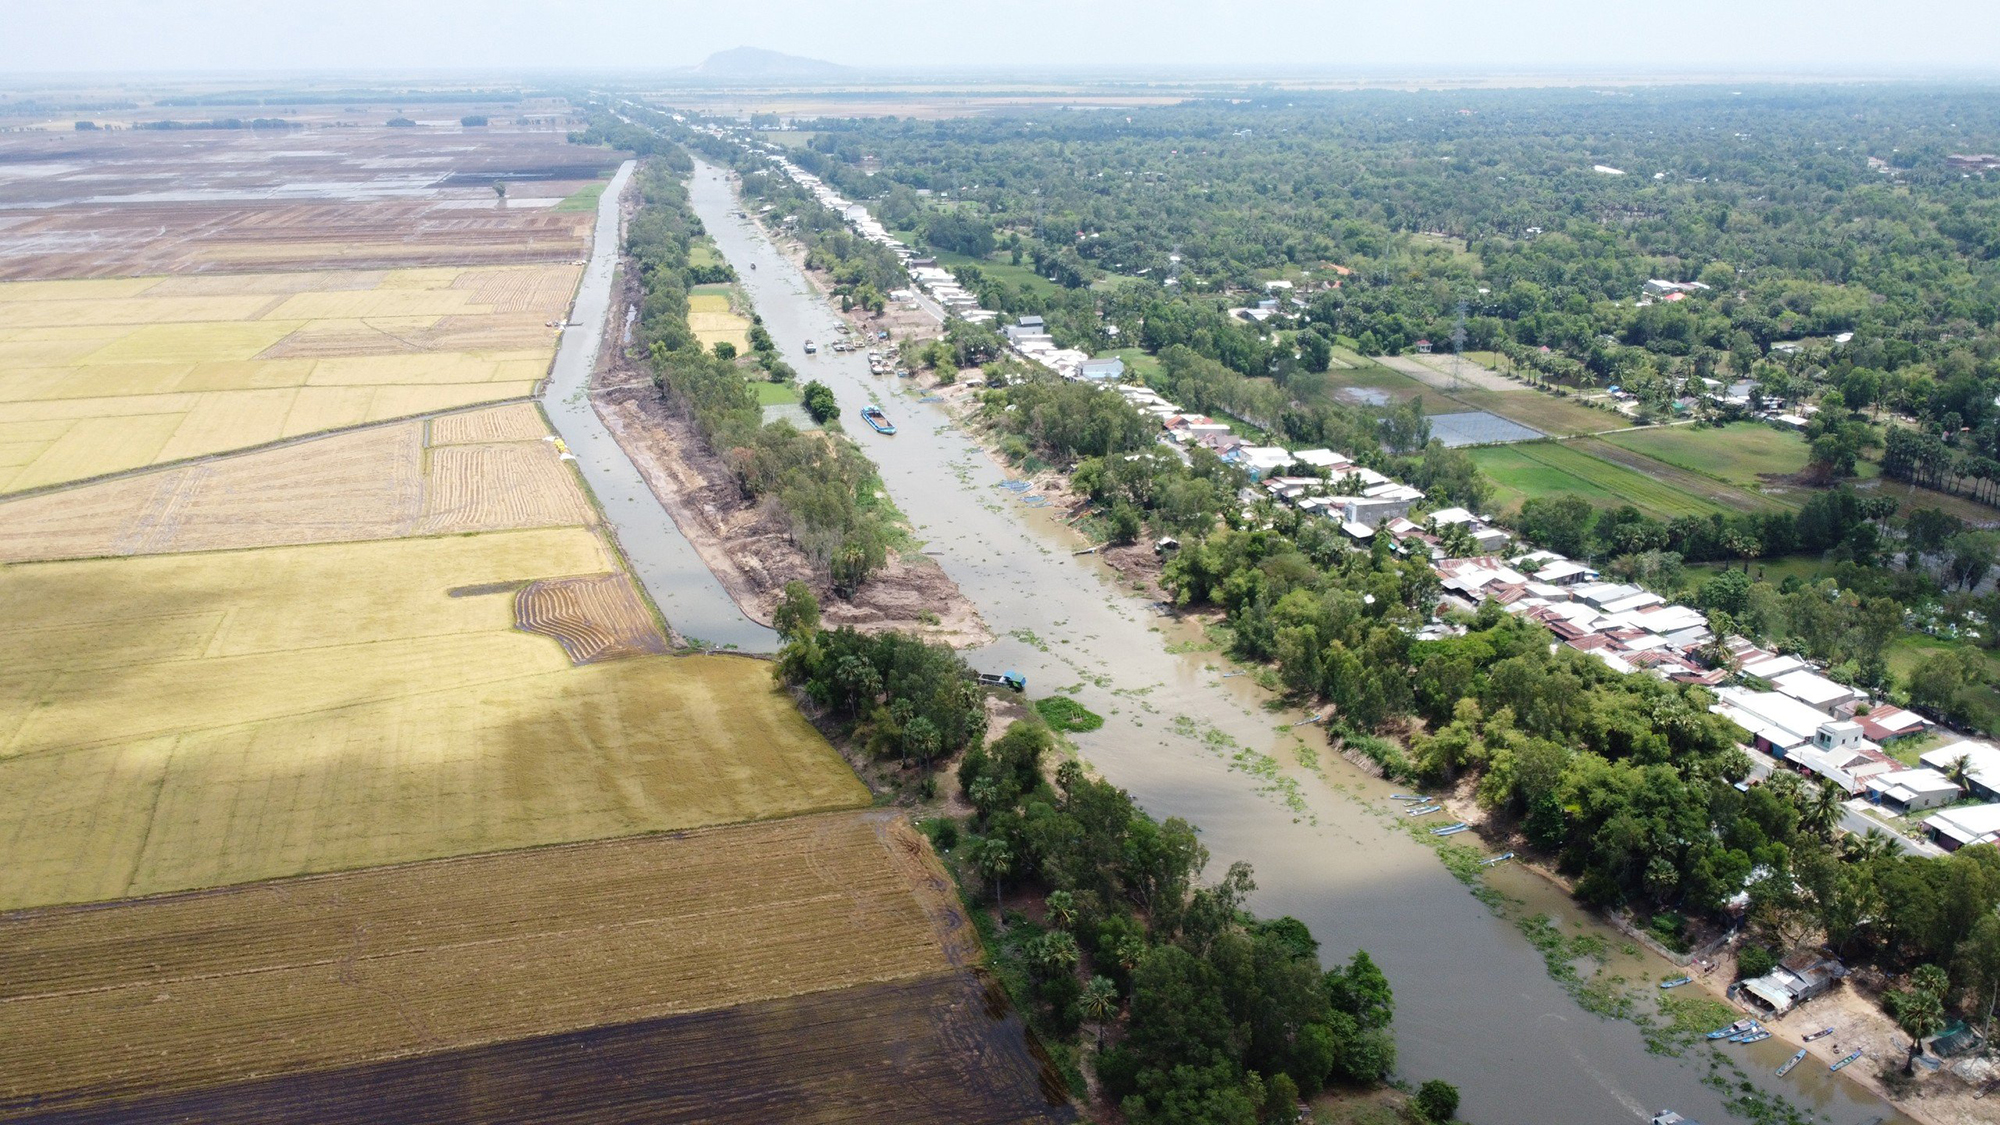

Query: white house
left=1925, top=803, right=2000, bottom=851
left=1079, top=356, right=1126, bottom=381
left=1710, top=687, right=1843, bottom=755
left=1920, top=741, right=2000, bottom=801
left=1866, top=769, right=1962, bottom=814
left=1771, top=669, right=1859, bottom=715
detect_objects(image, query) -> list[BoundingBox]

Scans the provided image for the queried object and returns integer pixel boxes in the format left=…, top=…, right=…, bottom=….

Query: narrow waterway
left=540, top=160, right=777, bottom=652
left=685, top=157, right=1907, bottom=1125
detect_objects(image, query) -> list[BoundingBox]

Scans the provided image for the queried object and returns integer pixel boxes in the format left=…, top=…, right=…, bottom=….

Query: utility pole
left=1450, top=298, right=1468, bottom=392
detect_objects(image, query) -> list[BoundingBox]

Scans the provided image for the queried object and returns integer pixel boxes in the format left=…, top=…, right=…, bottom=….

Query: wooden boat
left=1389, top=794, right=1425, bottom=801
left=1707, top=1020, right=1755, bottom=1040
left=860, top=405, right=896, bottom=435
left=1727, top=1022, right=1764, bottom=1042
left=1739, top=1031, right=1772, bottom=1044
left=1658, top=976, right=1693, bottom=989
left=1404, top=804, right=1443, bottom=816
left=1776, top=1049, right=1806, bottom=1076
left=1830, top=1049, right=1863, bottom=1072
left=1481, top=852, right=1515, bottom=867
left=1803, top=1027, right=1835, bottom=1042
left=1431, top=823, right=1470, bottom=836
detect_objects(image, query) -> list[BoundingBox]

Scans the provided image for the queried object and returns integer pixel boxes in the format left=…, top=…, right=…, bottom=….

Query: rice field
left=688, top=289, right=752, bottom=352
left=0, top=265, right=578, bottom=493
left=1469, top=440, right=1745, bottom=519
left=0, top=404, right=591, bottom=563
left=0, top=811, right=984, bottom=1115
left=1599, top=421, right=1813, bottom=488
left=0, top=529, right=867, bottom=911
left=516, top=572, right=670, bottom=664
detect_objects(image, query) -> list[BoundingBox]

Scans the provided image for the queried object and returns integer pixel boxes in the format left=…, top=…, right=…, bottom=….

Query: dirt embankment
left=590, top=281, right=987, bottom=646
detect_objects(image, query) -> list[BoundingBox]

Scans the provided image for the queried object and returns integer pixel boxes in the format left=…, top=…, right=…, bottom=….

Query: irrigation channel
left=539, top=159, right=778, bottom=652
left=659, top=157, right=1905, bottom=1125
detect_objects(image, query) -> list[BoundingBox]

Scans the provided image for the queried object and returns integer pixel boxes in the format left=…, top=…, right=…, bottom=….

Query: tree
left=1890, top=965, right=1949, bottom=1073
left=1297, top=330, right=1333, bottom=373
left=773, top=580, right=821, bottom=643
left=1080, top=975, right=1120, bottom=1049
left=975, top=835, right=1014, bottom=911
left=1046, top=889, right=1078, bottom=930
left=801, top=380, right=838, bottom=423
left=1415, top=1079, right=1461, bottom=1122
left=712, top=340, right=737, bottom=361
left=492, top=179, right=506, bottom=201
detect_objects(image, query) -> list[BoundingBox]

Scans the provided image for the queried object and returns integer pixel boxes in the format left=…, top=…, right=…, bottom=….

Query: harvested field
left=0, top=405, right=591, bottom=563
left=0, top=530, right=866, bottom=910
left=0, top=265, right=576, bottom=493
left=516, top=572, right=669, bottom=664
left=416, top=440, right=593, bottom=533
left=0, top=126, right=614, bottom=280
left=0, top=973, right=1071, bottom=1125
left=0, top=811, right=1031, bottom=1120
left=428, top=400, right=549, bottom=444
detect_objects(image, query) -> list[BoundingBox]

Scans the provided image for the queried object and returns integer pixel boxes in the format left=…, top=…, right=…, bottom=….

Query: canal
left=675, top=157, right=1904, bottom=1125
left=540, top=159, right=777, bottom=652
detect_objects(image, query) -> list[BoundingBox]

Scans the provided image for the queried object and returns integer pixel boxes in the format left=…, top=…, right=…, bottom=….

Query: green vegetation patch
left=753, top=380, right=801, bottom=406
left=1602, top=422, right=1811, bottom=488
left=553, top=180, right=608, bottom=212
left=1469, top=441, right=1733, bottom=519
left=1033, top=695, right=1104, bottom=733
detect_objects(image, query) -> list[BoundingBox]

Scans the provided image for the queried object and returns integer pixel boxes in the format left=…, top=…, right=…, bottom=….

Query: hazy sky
left=6, top=0, right=2000, bottom=77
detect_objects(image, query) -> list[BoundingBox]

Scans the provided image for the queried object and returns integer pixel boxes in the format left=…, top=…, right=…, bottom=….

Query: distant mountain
left=688, top=47, right=852, bottom=81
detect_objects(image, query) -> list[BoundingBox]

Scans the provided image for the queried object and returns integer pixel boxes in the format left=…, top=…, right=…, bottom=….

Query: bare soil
left=589, top=294, right=987, bottom=646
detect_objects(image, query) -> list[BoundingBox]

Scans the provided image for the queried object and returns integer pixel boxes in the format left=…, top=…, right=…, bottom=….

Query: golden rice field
left=0, top=264, right=579, bottom=494
left=0, top=404, right=593, bottom=563
left=0, top=528, right=867, bottom=912
left=687, top=290, right=751, bottom=352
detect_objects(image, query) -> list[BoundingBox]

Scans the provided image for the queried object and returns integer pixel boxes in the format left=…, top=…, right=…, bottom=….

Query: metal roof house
left=1740, top=951, right=1844, bottom=1015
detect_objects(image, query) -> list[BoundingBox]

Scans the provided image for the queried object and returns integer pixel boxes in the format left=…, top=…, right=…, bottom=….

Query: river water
left=539, top=161, right=777, bottom=652
left=677, top=158, right=1903, bottom=1125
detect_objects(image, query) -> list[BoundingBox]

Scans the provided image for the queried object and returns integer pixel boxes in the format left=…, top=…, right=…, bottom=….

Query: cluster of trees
left=954, top=720, right=1419, bottom=1124
left=772, top=586, right=985, bottom=767
left=623, top=159, right=891, bottom=595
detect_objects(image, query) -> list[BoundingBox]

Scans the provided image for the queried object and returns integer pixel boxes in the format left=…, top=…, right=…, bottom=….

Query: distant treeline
left=156, top=90, right=531, bottom=107
left=132, top=118, right=302, bottom=131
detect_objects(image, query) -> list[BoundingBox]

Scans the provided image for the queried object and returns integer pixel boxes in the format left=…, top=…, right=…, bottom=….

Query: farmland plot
left=0, top=530, right=865, bottom=910
left=0, top=264, right=577, bottom=493
left=0, top=404, right=592, bottom=562
left=0, top=811, right=1023, bottom=1119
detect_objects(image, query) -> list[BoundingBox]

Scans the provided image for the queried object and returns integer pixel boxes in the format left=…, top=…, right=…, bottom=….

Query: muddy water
left=687, top=159, right=1904, bottom=1125
left=541, top=160, right=776, bottom=652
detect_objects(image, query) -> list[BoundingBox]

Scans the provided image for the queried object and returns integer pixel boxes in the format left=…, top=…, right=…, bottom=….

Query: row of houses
left=1434, top=542, right=2000, bottom=852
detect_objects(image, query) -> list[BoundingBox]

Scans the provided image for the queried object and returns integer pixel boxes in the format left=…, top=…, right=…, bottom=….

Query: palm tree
left=1080, top=975, right=1120, bottom=1050
left=1895, top=965, right=1949, bottom=1074
left=1946, top=753, right=1975, bottom=793
left=1045, top=889, right=1077, bottom=931
left=974, top=837, right=1014, bottom=914
left=1804, top=780, right=1847, bottom=840
left=1839, top=828, right=1900, bottom=865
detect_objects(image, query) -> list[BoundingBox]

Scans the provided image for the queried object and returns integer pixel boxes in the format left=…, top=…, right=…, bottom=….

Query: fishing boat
left=1739, top=1031, right=1772, bottom=1044
left=1728, top=1024, right=1765, bottom=1042
left=1776, top=1049, right=1807, bottom=1077
left=1432, top=823, right=1470, bottom=836
left=1481, top=852, right=1515, bottom=867
left=1803, top=1027, right=1835, bottom=1042
left=1659, top=976, right=1693, bottom=989
left=1405, top=804, right=1443, bottom=816
left=860, top=405, right=896, bottom=435
left=1830, top=1049, right=1863, bottom=1072
left=1707, top=1020, right=1756, bottom=1040
left=1389, top=794, right=1426, bottom=801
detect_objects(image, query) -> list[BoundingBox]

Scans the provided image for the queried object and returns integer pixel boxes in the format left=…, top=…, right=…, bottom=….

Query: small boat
left=1481, top=852, right=1515, bottom=867
left=860, top=405, right=896, bottom=435
left=1803, top=1027, right=1835, bottom=1042
left=1432, top=823, right=1470, bottom=836
left=1404, top=804, right=1443, bottom=816
left=1659, top=976, right=1693, bottom=990
left=1728, top=1024, right=1764, bottom=1042
left=1389, top=794, right=1426, bottom=802
left=1739, top=1031, right=1772, bottom=1044
left=1830, top=1049, right=1863, bottom=1072
left=1776, top=1049, right=1806, bottom=1077
left=1707, top=1020, right=1755, bottom=1040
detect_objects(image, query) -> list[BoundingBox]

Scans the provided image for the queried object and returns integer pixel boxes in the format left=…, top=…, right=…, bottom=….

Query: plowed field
left=0, top=812, right=1037, bottom=1121
left=0, top=530, right=865, bottom=911
left=0, top=264, right=576, bottom=493
left=0, top=405, right=593, bottom=562
left=516, top=573, right=669, bottom=663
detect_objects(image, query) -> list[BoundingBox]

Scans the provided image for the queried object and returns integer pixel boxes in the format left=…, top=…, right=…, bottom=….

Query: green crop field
left=1469, top=441, right=1735, bottom=519
left=553, top=181, right=608, bottom=212
left=1600, top=422, right=1812, bottom=488
left=754, top=380, right=801, bottom=405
